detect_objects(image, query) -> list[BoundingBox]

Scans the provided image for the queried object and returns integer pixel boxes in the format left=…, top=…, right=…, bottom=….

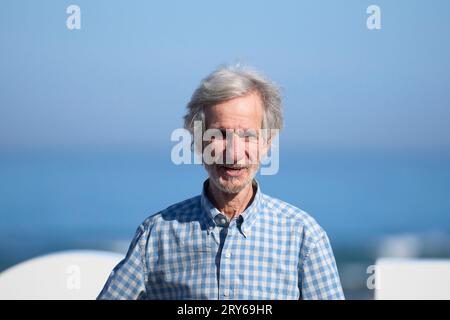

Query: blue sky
left=1, top=0, right=450, bottom=152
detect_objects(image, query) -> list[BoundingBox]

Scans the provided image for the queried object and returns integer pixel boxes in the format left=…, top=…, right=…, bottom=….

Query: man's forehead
left=207, top=126, right=259, bottom=134
left=205, top=94, right=263, bottom=129
left=206, top=120, right=261, bottom=132
left=207, top=124, right=258, bottom=131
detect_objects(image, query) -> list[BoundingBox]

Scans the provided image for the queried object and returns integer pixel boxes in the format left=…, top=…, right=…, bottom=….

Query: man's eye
left=244, top=133, right=258, bottom=141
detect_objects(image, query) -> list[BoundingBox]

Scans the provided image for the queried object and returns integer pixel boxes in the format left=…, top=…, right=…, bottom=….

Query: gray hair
left=183, top=64, right=283, bottom=141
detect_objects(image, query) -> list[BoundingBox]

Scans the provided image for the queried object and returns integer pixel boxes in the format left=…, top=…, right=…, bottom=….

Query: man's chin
left=206, top=164, right=257, bottom=194
left=211, top=176, right=250, bottom=194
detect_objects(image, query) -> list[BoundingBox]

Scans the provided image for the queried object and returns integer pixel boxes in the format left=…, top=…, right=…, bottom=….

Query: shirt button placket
left=220, top=229, right=234, bottom=299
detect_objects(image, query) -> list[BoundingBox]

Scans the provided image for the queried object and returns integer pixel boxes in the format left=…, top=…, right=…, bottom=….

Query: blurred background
left=1, top=0, right=450, bottom=299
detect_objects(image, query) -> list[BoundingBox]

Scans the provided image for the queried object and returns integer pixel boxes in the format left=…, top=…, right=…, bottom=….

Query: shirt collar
left=200, top=178, right=262, bottom=237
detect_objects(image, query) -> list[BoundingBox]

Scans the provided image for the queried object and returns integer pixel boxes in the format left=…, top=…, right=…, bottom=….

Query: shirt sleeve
left=97, top=224, right=148, bottom=300
left=299, top=232, right=345, bottom=300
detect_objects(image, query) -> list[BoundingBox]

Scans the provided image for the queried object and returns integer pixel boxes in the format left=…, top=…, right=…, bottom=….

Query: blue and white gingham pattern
left=97, top=180, right=344, bottom=300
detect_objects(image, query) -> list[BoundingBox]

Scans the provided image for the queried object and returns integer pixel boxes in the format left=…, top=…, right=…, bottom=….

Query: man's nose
left=225, top=133, right=245, bottom=164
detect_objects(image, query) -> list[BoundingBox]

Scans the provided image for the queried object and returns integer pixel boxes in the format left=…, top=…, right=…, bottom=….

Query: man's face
left=203, top=91, right=269, bottom=194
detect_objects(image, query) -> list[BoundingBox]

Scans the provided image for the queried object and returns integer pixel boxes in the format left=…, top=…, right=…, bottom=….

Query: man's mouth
left=218, top=165, right=247, bottom=177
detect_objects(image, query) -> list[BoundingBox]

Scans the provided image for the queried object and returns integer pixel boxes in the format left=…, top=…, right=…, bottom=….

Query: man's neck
left=207, top=180, right=256, bottom=220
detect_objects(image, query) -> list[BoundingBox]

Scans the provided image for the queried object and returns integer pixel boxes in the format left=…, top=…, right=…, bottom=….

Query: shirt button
left=225, top=251, right=231, bottom=258
left=223, top=289, right=230, bottom=297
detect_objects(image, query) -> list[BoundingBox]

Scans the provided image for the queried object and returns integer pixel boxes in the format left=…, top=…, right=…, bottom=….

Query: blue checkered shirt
left=97, top=180, right=344, bottom=300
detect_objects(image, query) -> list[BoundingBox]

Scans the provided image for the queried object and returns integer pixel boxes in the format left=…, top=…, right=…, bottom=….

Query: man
left=97, top=64, right=344, bottom=300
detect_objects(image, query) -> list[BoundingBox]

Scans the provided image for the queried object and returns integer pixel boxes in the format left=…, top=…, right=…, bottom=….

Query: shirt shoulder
left=139, top=195, right=203, bottom=231
left=260, top=193, right=327, bottom=244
